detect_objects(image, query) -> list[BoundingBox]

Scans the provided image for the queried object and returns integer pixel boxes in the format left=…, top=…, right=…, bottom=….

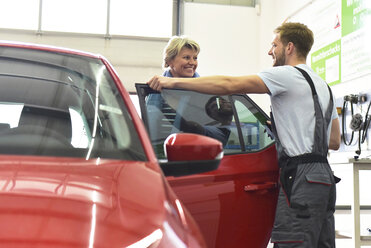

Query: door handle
left=244, top=182, right=277, bottom=192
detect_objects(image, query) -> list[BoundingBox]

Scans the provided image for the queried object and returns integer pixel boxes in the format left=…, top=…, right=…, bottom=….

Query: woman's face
left=168, top=47, right=198, bottom=78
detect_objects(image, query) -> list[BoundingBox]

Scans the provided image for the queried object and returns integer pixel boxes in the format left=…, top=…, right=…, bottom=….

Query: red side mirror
left=164, top=133, right=223, bottom=162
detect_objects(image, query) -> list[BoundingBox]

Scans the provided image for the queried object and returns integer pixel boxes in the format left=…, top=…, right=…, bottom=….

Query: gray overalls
left=271, top=67, right=338, bottom=248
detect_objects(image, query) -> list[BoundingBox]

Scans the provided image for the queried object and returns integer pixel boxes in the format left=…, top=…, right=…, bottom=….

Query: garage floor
left=333, top=209, right=371, bottom=248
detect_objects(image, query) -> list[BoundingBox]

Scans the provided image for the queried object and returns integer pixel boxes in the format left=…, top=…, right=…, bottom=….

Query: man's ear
left=286, top=42, right=294, bottom=55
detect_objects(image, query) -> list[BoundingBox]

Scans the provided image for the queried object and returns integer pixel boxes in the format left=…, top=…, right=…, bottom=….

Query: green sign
left=311, top=39, right=341, bottom=85
left=342, top=0, right=371, bottom=37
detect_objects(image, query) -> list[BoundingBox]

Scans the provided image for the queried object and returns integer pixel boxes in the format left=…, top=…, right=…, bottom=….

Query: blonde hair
left=163, top=36, right=200, bottom=69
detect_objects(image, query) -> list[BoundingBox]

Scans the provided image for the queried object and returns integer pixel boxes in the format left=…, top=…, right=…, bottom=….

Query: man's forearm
left=147, top=74, right=269, bottom=95
left=173, top=76, right=234, bottom=95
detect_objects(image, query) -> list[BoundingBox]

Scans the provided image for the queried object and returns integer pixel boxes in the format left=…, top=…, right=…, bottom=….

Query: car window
left=227, top=95, right=274, bottom=152
left=136, top=85, right=274, bottom=159
left=0, top=46, right=146, bottom=161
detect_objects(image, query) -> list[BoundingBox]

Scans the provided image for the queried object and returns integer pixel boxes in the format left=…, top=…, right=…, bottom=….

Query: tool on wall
left=342, top=94, right=371, bottom=156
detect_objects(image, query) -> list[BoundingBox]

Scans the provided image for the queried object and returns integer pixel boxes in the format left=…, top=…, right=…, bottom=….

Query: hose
left=342, top=100, right=354, bottom=146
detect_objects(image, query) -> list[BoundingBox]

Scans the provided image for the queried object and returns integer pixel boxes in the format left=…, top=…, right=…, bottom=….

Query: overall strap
left=295, top=66, right=334, bottom=100
left=294, top=66, right=317, bottom=96
left=294, top=66, right=334, bottom=155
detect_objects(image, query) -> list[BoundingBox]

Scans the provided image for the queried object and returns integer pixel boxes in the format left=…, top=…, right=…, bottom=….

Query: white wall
left=183, top=3, right=260, bottom=76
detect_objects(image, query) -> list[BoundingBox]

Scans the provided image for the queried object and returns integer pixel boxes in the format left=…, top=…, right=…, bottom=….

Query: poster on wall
left=341, top=0, right=371, bottom=83
left=288, top=0, right=371, bottom=86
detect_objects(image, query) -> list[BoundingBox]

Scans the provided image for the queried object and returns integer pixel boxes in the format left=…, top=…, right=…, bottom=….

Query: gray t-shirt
left=258, top=64, right=338, bottom=157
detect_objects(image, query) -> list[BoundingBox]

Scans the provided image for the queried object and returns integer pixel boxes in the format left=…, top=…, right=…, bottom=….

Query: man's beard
left=273, top=49, right=286, bottom=67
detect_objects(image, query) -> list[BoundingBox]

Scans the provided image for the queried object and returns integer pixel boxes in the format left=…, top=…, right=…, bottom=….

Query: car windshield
left=0, top=46, right=146, bottom=161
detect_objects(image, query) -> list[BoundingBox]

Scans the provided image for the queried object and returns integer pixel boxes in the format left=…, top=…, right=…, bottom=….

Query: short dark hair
left=274, top=22, right=314, bottom=59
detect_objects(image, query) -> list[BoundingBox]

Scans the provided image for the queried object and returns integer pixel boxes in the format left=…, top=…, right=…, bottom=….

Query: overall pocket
left=305, top=173, right=332, bottom=186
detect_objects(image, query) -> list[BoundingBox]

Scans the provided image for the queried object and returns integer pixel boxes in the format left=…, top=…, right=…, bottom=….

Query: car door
left=136, top=84, right=279, bottom=248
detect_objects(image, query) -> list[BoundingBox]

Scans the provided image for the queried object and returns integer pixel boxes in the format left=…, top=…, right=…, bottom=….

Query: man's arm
left=329, top=118, right=341, bottom=150
left=147, top=75, right=270, bottom=95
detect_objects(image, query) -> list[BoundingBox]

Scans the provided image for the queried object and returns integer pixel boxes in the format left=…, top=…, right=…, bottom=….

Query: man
left=147, top=22, right=340, bottom=247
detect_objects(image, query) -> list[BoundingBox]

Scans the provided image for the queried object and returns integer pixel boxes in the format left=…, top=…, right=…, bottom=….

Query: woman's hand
left=147, top=75, right=174, bottom=91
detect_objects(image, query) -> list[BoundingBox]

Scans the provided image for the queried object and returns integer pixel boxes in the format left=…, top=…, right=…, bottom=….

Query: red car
left=136, top=82, right=279, bottom=247
left=0, top=41, right=225, bottom=247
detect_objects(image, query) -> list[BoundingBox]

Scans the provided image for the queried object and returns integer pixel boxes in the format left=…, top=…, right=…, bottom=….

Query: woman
left=146, top=36, right=201, bottom=153
left=162, top=35, right=200, bottom=78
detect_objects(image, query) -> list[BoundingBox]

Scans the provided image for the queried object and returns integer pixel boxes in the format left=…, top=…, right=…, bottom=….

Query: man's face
left=268, top=33, right=286, bottom=67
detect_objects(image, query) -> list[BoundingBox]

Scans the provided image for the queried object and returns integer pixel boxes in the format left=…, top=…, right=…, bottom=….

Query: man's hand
left=147, top=75, right=174, bottom=91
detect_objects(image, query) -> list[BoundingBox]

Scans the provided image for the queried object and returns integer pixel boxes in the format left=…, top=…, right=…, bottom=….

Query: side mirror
left=160, top=133, right=223, bottom=177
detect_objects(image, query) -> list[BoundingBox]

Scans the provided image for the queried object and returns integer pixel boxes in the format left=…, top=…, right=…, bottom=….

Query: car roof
left=0, top=40, right=101, bottom=59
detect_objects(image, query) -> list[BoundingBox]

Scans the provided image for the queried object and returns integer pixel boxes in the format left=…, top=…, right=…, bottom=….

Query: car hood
left=0, top=155, right=168, bottom=247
